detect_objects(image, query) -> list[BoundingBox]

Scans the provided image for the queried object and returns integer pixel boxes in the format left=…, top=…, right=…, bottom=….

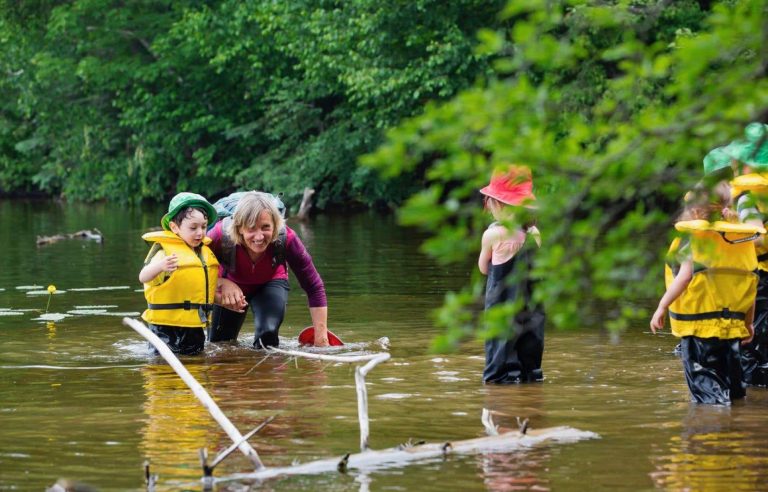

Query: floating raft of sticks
left=217, top=425, right=598, bottom=484
left=122, top=317, right=598, bottom=489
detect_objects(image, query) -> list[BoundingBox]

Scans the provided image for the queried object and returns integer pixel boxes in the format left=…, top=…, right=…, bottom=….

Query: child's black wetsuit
left=483, top=238, right=545, bottom=384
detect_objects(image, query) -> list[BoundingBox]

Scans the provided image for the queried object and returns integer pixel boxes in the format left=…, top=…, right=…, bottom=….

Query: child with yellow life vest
left=724, top=122, right=768, bottom=385
left=139, top=193, right=220, bottom=356
left=651, top=183, right=763, bottom=404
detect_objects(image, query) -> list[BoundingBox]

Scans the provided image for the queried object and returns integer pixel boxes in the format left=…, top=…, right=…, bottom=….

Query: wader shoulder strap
left=219, top=217, right=237, bottom=274
left=272, top=227, right=287, bottom=269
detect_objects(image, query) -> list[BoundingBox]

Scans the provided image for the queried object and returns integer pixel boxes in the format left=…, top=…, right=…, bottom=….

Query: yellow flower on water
left=45, top=285, right=56, bottom=313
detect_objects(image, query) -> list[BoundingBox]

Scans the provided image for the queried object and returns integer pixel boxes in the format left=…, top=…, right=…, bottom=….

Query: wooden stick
left=266, top=347, right=391, bottom=451
left=481, top=408, right=499, bottom=436
left=216, top=425, right=599, bottom=484
left=209, top=416, right=275, bottom=470
left=355, top=354, right=390, bottom=451
left=265, top=347, right=389, bottom=364
left=123, top=317, right=265, bottom=470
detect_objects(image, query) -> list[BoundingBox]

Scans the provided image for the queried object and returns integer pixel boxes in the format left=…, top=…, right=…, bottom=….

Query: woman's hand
left=216, top=278, right=247, bottom=312
left=309, top=306, right=329, bottom=347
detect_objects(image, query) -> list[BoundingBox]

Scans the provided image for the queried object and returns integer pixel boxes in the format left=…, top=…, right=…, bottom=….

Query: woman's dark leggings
left=207, top=279, right=289, bottom=348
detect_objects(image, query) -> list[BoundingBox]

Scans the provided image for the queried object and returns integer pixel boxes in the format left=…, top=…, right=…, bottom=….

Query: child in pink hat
left=478, top=166, right=545, bottom=384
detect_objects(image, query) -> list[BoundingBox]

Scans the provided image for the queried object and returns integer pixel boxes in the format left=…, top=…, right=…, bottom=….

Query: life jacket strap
left=669, top=308, right=746, bottom=321
left=147, top=302, right=214, bottom=311
left=758, top=252, right=768, bottom=263
left=719, top=231, right=761, bottom=244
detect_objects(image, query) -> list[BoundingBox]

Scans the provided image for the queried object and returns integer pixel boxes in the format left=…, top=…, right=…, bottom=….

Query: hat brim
left=162, top=200, right=219, bottom=231
left=723, top=140, right=768, bottom=169
left=480, top=186, right=538, bottom=208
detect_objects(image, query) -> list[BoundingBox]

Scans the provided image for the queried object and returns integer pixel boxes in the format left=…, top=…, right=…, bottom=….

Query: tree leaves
left=363, top=0, right=768, bottom=348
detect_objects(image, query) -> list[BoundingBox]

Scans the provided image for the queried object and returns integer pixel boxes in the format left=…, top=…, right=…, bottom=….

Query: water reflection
left=140, top=363, right=215, bottom=486
left=12, top=200, right=768, bottom=491
left=478, top=385, right=550, bottom=491
left=479, top=450, right=549, bottom=491
left=138, top=349, right=341, bottom=487
left=651, top=405, right=768, bottom=491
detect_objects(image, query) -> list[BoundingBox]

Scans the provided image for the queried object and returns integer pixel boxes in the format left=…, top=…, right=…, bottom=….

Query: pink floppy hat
left=479, top=166, right=536, bottom=207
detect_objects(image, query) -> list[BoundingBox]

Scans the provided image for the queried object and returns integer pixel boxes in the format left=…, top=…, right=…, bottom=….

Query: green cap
left=723, top=122, right=768, bottom=170
left=702, top=147, right=731, bottom=175
left=161, top=192, right=218, bottom=231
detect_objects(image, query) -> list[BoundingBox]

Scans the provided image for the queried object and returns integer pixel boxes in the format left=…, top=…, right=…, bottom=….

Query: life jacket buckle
left=722, top=308, right=732, bottom=319
left=183, top=300, right=192, bottom=310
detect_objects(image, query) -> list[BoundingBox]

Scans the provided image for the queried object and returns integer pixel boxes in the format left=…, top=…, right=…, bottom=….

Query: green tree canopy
left=0, top=0, right=503, bottom=209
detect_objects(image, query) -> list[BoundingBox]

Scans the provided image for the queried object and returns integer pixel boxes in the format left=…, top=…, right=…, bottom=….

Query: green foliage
left=0, top=0, right=503, bottom=207
left=363, top=0, right=768, bottom=350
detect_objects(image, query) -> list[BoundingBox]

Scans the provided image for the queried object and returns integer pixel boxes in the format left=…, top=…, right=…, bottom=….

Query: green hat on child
left=723, top=122, right=768, bottom=169
left=702, top=147, right=731, bottom=175
left=161, top=192, right=218, bottom=231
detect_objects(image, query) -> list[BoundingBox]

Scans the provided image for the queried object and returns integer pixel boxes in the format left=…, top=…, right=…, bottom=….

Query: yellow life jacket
left=663, top=236, right=683, bottom=293
left=731, top=173, right=768, bottom=271
left=141, top=231, right=219, bottom=328
left=730, top=173, right=768, bottom=199
left=667, top=220, right=764, bottom=339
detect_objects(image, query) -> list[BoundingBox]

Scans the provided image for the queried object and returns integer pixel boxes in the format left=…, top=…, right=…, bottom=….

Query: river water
left=1, top=199, right=768, bottom=491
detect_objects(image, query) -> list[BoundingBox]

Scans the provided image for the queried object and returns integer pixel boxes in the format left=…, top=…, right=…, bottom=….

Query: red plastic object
left=298, top=326, right=344, bottom=346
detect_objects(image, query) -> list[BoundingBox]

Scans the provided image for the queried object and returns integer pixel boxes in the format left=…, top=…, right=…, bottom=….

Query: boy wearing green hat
left=138, top=192, right=220, bottom=355
left=727, top=122, right=768, bottom=385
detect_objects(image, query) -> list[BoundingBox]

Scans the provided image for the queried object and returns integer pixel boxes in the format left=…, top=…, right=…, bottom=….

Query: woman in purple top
left=207, top=191, right=329, bottom=347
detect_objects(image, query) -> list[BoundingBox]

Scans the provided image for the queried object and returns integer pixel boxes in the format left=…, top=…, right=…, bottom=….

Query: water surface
left=1, top=199, right=767, bottom=491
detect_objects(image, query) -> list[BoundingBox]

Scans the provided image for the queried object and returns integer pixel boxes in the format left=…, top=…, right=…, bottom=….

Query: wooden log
left=215, top=425, right=599, bottom=484
left=36, top=234, right=67, bottom=246
left=37, top=228, right=103, bottom=246
left=123, top=317, right=265, bottom=470
left=68, top=228, right=103, bottom=242
left=294, top=187, right=315, bottom=221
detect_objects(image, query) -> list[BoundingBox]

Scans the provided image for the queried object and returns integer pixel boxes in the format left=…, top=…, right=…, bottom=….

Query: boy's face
left=169, top=209, right=207, bottom=248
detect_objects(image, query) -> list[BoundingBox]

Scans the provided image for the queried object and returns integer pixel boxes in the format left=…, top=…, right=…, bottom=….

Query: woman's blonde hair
left=226, top=192, right=285, bottom=246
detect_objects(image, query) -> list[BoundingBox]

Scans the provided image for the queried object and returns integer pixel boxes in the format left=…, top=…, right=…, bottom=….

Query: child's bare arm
left=138, top=253, right=178, bottom=284
left=650, top=259, right=693, bottom=333
left=478, top=228, right=495, bottom=275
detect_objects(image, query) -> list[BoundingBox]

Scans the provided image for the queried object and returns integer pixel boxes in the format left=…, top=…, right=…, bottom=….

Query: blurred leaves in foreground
left=362, top=0, right=768, bottom=350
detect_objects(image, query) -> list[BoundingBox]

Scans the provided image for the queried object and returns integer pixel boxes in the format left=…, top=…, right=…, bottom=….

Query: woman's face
left=239, top=210, right=274, bottom=257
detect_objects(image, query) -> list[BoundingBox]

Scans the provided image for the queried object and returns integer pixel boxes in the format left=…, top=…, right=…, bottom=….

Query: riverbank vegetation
left=2, top=1, right=765, bottom=340
left=0, top=0, right=504, bottom=209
